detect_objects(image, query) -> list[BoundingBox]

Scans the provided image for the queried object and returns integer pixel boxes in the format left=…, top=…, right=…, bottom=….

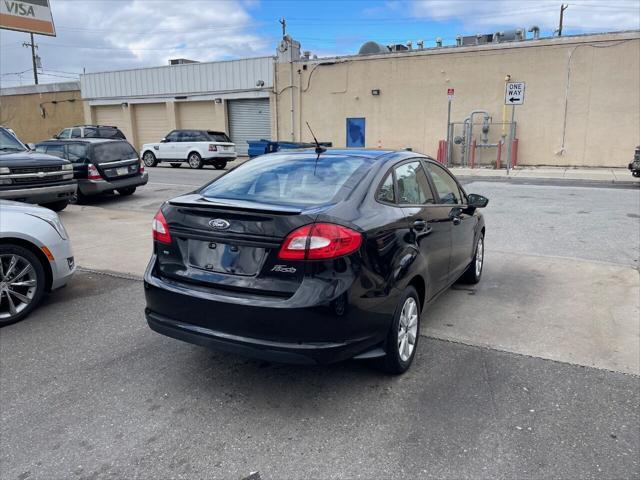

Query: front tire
left=459, top=232, right=484, bottom=284
left=378, top=286, right=420, bottom=375
left=0, top=244, right=45, bottom=327
left=143, top=151, right=158, bottom=167
left=41, top=200, right=69, bottom=212
left=188, top=152, right=203, bottom=169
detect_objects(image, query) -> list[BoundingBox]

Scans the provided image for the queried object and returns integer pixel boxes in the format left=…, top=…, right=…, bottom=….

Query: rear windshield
left=85, top=127, right=125, bottom=139
left=206, top=131, right=230, bottom=142
left=200, top=153, right=373, bottom=207
left=91, top=142, right=137, bottom=163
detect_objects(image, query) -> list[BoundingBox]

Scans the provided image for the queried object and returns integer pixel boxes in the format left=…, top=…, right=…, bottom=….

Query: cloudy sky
left=1, top=0, right=638, bottom=87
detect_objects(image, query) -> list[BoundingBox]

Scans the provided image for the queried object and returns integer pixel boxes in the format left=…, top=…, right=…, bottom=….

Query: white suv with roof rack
left=140, top=129, right=237, bottom=170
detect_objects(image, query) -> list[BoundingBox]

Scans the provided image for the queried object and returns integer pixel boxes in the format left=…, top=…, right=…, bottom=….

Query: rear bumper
left=78, top=172, right=148, bottom=195
left=143, top=256, right=392, bottom=364
left=0, top=182, right=76, bottom=204
left=204, top=153, right=237, bottom=161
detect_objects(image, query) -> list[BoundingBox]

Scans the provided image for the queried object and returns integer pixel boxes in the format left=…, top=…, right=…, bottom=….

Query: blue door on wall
left=346, top=118, right=365, bottom=147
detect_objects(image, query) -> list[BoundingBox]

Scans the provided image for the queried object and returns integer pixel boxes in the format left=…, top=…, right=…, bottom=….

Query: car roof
left=268, top=148, right=424, bottom=160
left=71, top=124, right=119, bottom=128
left=38, top=138, right=122, bottom=144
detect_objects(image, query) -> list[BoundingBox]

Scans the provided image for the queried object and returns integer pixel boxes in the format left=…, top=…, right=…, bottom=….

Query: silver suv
left=55, top=125, right=126, bottom=140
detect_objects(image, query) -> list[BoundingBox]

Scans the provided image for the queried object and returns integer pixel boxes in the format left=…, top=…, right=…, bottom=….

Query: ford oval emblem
left=208, top=218, right=230, bottom=230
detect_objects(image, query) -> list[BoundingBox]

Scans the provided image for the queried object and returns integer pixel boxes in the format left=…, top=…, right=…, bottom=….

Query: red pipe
left=496, top=140, right=502, bottom=169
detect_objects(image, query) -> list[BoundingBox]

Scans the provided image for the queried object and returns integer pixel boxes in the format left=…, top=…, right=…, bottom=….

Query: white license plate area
left=116, top=167, right=129, bottom=176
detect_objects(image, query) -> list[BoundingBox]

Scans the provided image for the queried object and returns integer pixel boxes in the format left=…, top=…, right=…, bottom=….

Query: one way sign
left=505, top=81, right=525, bottom=105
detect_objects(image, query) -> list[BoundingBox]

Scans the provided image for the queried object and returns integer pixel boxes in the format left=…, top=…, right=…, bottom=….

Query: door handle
left=412, top=219, right=428, bottom=231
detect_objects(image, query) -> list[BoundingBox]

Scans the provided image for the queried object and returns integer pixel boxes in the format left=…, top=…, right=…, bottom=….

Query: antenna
left=306, top=121, right=326, bottom=155
left=306, top=122, right=326, bottom=175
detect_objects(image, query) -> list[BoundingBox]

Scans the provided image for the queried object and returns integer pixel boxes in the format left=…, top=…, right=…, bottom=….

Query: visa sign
left=4, top=1, right=36, bottom=16
left=0, top=0, right=56, bottom=36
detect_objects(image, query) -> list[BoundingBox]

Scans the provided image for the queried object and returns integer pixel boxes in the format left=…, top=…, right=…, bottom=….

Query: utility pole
left=279, top=17, right=286, bottom=37
left=557, top=4, right=568, bottom=36
left=22, top=33, right=39, bottom=84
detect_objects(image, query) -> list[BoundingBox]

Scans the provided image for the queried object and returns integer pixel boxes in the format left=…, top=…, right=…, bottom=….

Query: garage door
left=133, top=103, right=169, bottom=150
left=94, top=105, right=126, bottom=136
left=177, top=101, right=219, bottom=130
left=227, top=98, right=270, bottom=156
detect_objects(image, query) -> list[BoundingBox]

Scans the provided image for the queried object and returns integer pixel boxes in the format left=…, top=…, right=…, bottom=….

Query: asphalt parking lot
left=1, top=165, right=639, bottom=479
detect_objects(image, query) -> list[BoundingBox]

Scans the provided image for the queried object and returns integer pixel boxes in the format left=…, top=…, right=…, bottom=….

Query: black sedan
left=144, top=149, right=488, bottom=373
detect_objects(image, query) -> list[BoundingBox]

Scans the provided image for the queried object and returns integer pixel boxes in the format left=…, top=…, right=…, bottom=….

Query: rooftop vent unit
left=169, top=58, right=199, bottom=65
left=358, top=41, right=390, bottom=55
left=388, top=43, right=409, bottom=52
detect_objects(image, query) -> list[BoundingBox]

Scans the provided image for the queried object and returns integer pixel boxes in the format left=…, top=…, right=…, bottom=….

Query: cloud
left=409, top=0, right=640, bottom=33
left=1, top=0, right=272, bottom=87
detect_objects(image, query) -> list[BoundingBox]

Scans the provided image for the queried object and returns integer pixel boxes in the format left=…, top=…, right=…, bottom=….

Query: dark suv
left=0, top=127, right=76, bottom=211
left=55, top=125, right=126, bottom=140
left=35, top=138, right=148, bottom=202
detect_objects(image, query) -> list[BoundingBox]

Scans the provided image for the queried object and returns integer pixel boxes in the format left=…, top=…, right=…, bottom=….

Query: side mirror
left=468, top=193, right=489, bottom=208
left=160, top=137, right=168, bottom=143
left=26, top=143, right=36, bottom=150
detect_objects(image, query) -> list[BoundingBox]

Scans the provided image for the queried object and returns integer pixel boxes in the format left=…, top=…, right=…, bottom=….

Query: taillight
left=278, top=223, right=362, bottom=260
left=139, top=159, right=145, bottom=173
left=208, top=144, right=217, bottom=152
left=152, top=210, right=171, bottom=244
left=87, top=163, right=102, bottom=180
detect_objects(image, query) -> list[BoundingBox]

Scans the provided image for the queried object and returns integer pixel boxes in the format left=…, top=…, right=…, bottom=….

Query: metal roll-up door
left=227, top=98, right=270, bottom=156
left=133, top=103, right=169, bottom=150
left=94, top=105, right=125, bottom=130
left=177, top=101, right=218, bottom=130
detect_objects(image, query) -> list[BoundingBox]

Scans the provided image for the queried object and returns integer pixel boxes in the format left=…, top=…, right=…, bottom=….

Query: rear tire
left=0, top=244, right=46, bottom=327
left=213, top=160, right=227, bottom=170
left=117, top=187, right=136, bottom=196
left=74, top=189, right=90, bottom=205
left=377, top=286, right=420, bottom=375
left=170, top=163, right=182, bottom=168
left=143, top=151, right=158, bottom=167
left=459, top=232, right=484, bottom=284
left=41, top=200, right=69, bottom=212
left=188, top=152, right=203, bottom=169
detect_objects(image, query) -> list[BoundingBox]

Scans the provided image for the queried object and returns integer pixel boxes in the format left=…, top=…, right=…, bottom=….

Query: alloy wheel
left=188, top=154, right=201, bottom=168
left=143, top=152, right=156, bottom=167
left=398, top=297, right=418, bottom=362
left=0, top=254, right=37, bottom=320
left=475, top=236, right=484, bottom=277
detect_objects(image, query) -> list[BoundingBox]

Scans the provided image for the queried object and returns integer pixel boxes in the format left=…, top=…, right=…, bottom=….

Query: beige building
left=275, top=31, right=640, bottom=167
left=0, top=82, right=84, bottom=143
left=80, top=57, right=274, bottom=155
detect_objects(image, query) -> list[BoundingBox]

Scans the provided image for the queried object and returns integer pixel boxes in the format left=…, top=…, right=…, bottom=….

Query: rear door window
left=394, top=161, right=434, bottom=205
left=201, top=153, right=373, bottom=207
left=91, top=142, right=138, bottom=163
left=66, top=143, right=88, bottom=163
